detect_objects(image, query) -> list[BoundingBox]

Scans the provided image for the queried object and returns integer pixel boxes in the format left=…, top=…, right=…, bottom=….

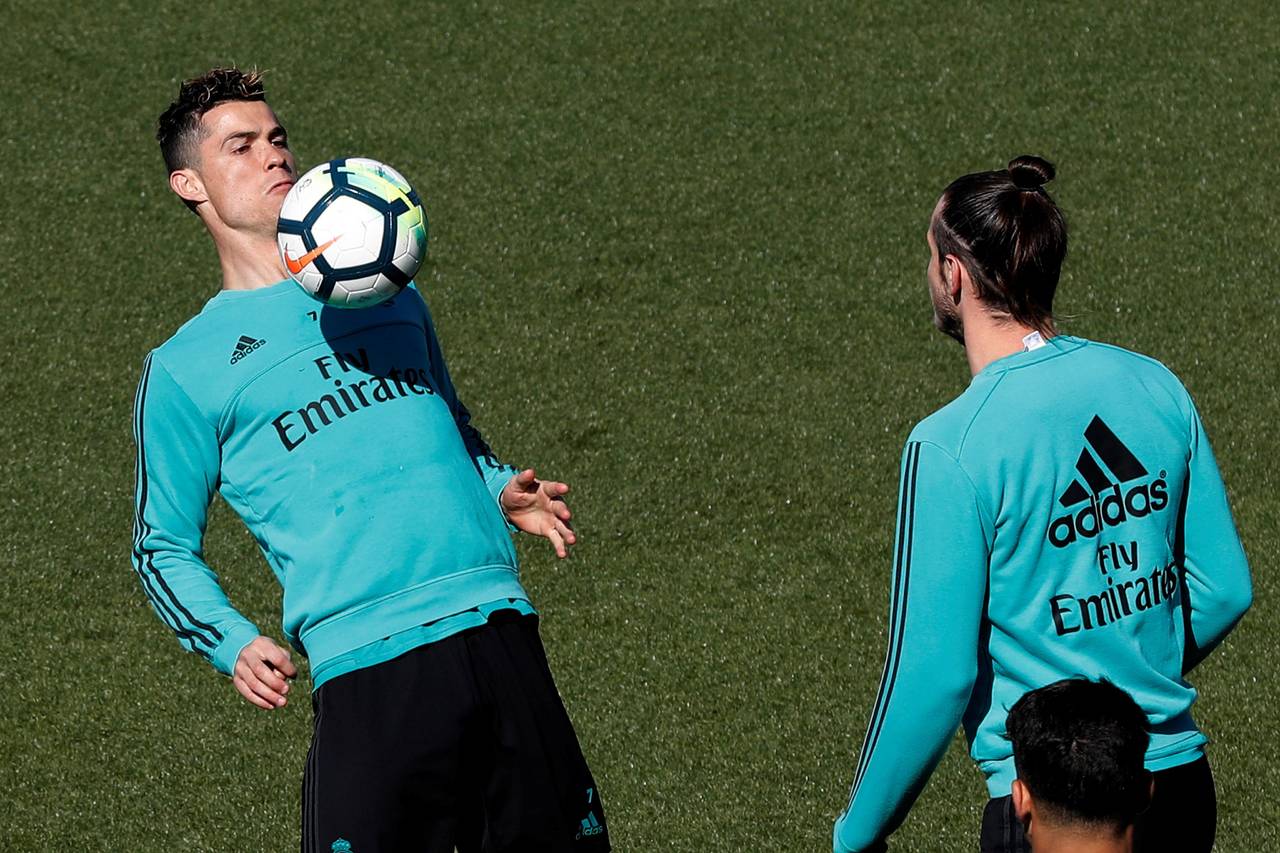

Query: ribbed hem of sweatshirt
left=298, top=563, right=527, bottom=674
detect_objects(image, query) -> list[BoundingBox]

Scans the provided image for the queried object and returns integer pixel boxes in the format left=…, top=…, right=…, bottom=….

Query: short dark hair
left=932, top=155, right=1068, bottom=336
left=1007, top=678, right=1151, bottom=830
left=157, top=67, right=267, bottom=174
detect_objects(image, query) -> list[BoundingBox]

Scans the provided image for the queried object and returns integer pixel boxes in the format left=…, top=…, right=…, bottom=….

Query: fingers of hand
left=234, top=639, right=294, bottom=709
left=553, top=519, right=577, bottom=547
left=545, top=518, right=576, bottom=558
left=547, top=526, right=567, bottom=559
left=550, top=497, right=572, bottom=523
left=233, top=675, right=276, bottom=710
left=262, top=642, right=298, bottom=678
left=233, top=665, right=288, bottom=710
left=252, top=658, right=291, bottom=695
left=515, top=468, right=537, bottom=488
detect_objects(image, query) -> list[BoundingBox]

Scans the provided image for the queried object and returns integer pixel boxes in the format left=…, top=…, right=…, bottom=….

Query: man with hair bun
left=832, top=156, right=1252, bottom=853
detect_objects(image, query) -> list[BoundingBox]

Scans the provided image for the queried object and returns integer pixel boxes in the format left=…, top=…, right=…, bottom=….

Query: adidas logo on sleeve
left=1047, top=416, right=1169, bottom=548
left=229, top=335, right=266, bottom=365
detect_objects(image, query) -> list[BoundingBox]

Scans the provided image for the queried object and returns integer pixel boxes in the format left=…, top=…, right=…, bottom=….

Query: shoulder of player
left=907, top=379, right=996, bottom=461
left=151, top=284, right=296, bottom=355
left=1075, top=336, right=1181, bottom=379
left=401, top=283, right=433, bottom=320
left=141, top=284, right=303, bottom=408
left=1073, top=337, right=1196, bottom=413
left=908, top=337, right=1196, bottom=465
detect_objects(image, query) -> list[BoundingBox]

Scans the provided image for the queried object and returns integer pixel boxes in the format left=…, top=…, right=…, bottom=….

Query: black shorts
left=979, top=755, right=1215, bottom=853
left=301, top=611, right=609, bottom=853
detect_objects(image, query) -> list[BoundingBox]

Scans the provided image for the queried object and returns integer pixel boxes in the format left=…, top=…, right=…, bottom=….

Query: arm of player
left=833, top=440, right=991, bottom=853
left=417, top=299, right=574, bottom=555
left=131, top=354, right=265, bottom=681
left=419, top=301, right=518, bottom=502
left=1178, top=404, right=1253, bottom=674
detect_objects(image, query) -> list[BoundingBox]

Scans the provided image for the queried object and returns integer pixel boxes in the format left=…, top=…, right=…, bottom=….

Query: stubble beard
left=931, top=293, right=965, bottom=345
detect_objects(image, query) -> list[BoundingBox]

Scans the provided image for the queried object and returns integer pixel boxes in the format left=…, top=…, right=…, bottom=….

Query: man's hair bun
left=1008, top=155, right=1056, bottom=191
left=932, top=154, right=1068, bottom=336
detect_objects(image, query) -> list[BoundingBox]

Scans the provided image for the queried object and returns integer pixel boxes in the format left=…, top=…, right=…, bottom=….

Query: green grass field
left=1, top=1, right=1276, bottom=850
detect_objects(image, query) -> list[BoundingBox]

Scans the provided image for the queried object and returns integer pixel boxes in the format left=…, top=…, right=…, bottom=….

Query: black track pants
left=301, top=612, right=609, bottom=853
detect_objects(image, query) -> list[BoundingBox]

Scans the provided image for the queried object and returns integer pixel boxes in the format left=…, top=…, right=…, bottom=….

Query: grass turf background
left=1, top=1, right=1277, bottom=849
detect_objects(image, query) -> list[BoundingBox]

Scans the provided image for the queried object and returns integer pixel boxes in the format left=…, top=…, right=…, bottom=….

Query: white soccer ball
left=277, top=157, right=428, bottom=308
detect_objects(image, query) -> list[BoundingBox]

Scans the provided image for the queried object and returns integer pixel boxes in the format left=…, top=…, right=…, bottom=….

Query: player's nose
left=264, top=145, right=289, bottom=170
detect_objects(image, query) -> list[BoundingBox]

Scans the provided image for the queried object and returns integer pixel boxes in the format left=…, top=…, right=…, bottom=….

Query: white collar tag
left=1022, top=331, right=1046, bottom=351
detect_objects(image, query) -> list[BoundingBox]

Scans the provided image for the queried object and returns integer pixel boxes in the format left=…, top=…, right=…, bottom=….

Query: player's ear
left=1011, top=779, right=1034, bottom=828
left=943, top=255, right=964, bottom=303
left=1139, top=771, right=1155, bottom=813
left=169, top=168, right=208, bottom=206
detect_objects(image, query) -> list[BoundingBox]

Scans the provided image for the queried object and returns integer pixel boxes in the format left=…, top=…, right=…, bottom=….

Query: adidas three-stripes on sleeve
left=131, top=353, right=261, bottom=675
left=833, top=440, right=991, bottom=853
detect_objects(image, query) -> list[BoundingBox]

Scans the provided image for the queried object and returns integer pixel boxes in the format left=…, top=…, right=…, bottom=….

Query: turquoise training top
left=834, top=335, right=1253, bottom=853
left=131, top=280, right=533, bottom=689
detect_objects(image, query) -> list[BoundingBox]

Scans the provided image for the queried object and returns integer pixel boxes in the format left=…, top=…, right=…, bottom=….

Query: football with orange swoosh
left=277, top=157, right=428, bottom=308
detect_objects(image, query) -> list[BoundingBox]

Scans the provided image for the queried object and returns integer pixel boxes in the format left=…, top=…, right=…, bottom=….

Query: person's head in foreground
left=1007, top=679, right=1153, bottom=853
left=926, top=154, right=1067, bottom=356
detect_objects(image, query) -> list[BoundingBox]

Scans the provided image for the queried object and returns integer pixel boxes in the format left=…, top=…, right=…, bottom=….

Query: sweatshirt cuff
left=487, top=465, right=517, bottom=503
left=833, top=818, right=886, bottom=853
left=211, top=622, right=264, bottom=676
left=488, top=466, right=519, bottom=532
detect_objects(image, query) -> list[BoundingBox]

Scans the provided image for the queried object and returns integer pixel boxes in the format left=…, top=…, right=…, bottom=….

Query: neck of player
left=961, top=310, right=1052, bottom=376
left=1030, top=824, right=1133, bottom=853
left=213, top=225, right=289, bottom=292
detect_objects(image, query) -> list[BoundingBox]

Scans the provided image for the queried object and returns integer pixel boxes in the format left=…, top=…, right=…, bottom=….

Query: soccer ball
left=277, top=157, right=428, bottom=308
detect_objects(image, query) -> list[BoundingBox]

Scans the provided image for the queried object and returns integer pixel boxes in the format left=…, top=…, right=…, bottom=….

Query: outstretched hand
left=233, top=636, right=297, bottom=710
left=499, top=468, right=577, bottom=558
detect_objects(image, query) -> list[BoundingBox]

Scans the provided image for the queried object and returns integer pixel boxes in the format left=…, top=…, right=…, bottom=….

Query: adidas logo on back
left=229, top=334, right=266, bottom=365
left=1047, top=416, right=1169, bottom=548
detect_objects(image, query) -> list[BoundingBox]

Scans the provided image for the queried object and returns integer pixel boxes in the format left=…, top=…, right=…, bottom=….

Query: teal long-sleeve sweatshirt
left=833, top=335, right=1253, bottom=853
left=131, top=281, right=527, bottom=688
